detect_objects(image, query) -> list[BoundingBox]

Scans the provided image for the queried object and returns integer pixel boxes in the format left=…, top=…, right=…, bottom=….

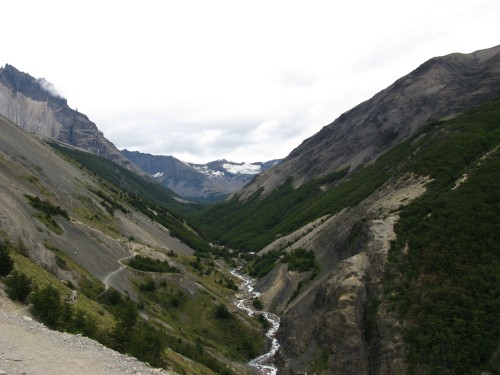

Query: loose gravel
left=0, top=293, right=173, bottom=375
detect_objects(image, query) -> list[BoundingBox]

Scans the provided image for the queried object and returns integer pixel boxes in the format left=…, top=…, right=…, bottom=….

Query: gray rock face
left=265, top=176, right=429, bottom=374
left=241, top=45, right=500, bottom=198
left=0, top=64, right=143, bottom=176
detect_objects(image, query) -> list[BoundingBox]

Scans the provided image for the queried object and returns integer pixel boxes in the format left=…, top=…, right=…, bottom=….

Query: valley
left=1, top=45, right=499, bottom=375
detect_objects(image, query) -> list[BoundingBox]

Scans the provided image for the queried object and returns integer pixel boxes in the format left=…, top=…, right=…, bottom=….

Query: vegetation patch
left=282, top=248, right=317, bottom=272
left=384, top=97, right=500, bottom=374
left=127, top=255, right=180, bottom=273
left=25, top=194, right=69, bottom=234
left=247, top=247, right=319, bottom=279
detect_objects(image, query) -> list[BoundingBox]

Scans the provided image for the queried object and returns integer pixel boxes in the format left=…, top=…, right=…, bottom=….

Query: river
left=231, top=269, right=280, bottom=375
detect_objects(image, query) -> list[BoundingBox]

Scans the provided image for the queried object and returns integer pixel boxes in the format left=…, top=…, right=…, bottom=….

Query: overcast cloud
left=1, top=0, right=499, bottom=163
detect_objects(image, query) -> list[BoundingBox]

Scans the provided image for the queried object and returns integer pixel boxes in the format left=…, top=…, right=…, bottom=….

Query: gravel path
left=0, top=291, right=173, bottom=375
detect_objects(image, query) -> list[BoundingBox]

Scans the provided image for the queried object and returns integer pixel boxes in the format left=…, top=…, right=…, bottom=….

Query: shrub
left=30, top=284, right=63, bottom=329
left=0, top=242, right=14, bottom=276
left=283, top=248, right=317, bottom=272
left=127, top=255, right=180, bottom=273
left=252, top=298, right=263, bottom=310
left=139, top=278, right=156, bottom=292
left=5, top=270, right=32, bottom=302
left=215, top=304, right=231, bottom=319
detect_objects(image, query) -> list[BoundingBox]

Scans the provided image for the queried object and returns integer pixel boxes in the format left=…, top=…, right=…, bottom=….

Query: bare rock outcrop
left=260, top=176, right=430, bottom=374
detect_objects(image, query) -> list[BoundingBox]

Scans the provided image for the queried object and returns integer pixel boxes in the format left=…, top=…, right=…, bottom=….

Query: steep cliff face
left=240, top=45, right=500, bottom=198
left=0, top=64, right=143, bottom=175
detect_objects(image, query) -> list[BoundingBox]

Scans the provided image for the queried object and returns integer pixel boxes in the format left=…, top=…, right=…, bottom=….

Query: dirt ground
left=0, top=288, right=172, bottom=375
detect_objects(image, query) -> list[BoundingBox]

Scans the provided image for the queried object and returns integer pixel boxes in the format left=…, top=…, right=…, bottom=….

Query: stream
left=231, top=269, right=280, bottom=375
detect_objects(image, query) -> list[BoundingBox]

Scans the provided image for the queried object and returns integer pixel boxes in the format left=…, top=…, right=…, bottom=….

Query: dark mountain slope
left=240, top=44, right=500, bottom=198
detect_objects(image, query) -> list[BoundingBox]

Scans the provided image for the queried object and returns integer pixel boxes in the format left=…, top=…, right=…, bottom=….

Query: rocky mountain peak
left=0, top=64, right=67, bottom=104
left=240, top=44, right=500, bottom=198
left=0, top=64, right=144, bottom=176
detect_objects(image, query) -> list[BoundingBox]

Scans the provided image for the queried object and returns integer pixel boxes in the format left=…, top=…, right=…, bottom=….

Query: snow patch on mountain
left=223, top=163, right=261, bottom=174
left=192, top=165, right=225, bottom=178
left=153, top=171, right=164, bottom=178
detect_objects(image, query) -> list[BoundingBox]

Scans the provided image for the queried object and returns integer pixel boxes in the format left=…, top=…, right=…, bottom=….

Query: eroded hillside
left=232, top=98, right=500, bottom=374
left=0, top=114, right=266, bottom=374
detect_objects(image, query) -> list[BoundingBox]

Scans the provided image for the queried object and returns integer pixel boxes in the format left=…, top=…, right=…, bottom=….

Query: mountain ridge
left=122, top=148, right=281, bottom=200
left=0, top=64, right=145, bottom=176
left=240, top=44, right=500, bottom=198
left=1, top=44, right=499, bottom=375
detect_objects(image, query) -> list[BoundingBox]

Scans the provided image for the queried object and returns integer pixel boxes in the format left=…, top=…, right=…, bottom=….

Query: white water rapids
left=231, top=269, right=280, bottom=375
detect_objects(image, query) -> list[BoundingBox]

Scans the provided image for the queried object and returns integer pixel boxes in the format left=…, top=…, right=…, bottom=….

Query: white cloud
left=36, top=78, right=62, bottom=98
left=1, top=0, right=499, bottom=163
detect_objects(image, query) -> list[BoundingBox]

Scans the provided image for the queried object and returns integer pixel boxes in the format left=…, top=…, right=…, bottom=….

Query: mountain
left=0, top=64, right=144, bottom=176
left=122, top=149, right=281, bottom=200
left=0, top=63, right=280, bottom=201
left=1, top=45, right=499, bottom=375
left=198, top=45, right=500, bottom=374
left=240, top=44, right=500, bottom=198
left=0, top=114, right=265, bottom=374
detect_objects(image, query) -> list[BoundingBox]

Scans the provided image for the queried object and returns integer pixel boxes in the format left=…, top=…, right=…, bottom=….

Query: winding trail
left=231, top=269, right=280, bottom=375
left=102, top=252, right=136, bottom=291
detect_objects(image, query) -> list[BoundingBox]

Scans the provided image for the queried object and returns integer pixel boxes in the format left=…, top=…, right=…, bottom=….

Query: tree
left=30, top=284, right=62, bottom=329
left=110, top=299, right=138, bottom=352
left=215, top=304, right=231, bottom=319
left=0, top=242, right=14, bottom=276
left=69, top=309, right=97, bottom=337
left=5, top=270, right=32, bottom=302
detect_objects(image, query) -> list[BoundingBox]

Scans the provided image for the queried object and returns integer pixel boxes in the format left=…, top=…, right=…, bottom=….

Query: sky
left=1, top=1, right=499, bottom=163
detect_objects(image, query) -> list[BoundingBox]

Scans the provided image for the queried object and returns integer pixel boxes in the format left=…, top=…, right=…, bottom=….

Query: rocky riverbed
left=231, top=269, right=280, bottom=375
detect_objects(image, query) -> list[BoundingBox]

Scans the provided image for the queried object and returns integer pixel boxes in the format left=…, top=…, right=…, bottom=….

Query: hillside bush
left=30, top=284, right=63, bottom=329
left=282, top=248, right=317, bottom=272
left=127, top=255, right=180, bottom=273
left=5, top=270, right=32, bottom=302
left=385, top=98, right=500, bottom=374
left=0, top=242, right=14, bottom=276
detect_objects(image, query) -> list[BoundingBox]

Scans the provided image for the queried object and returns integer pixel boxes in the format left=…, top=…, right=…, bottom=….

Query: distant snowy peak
left=191, top=165, right=225, bottom=178
left=186, top=160, right=275, bottom=178
left=222, top=162, right=261, bottom=175
left=123, top=149, right=282, bottom=199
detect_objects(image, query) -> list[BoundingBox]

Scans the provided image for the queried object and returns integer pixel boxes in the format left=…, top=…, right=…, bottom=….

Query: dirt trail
left=102, top=252, right=136, bottom=291
left=0, top=289, right=172, bottom=375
